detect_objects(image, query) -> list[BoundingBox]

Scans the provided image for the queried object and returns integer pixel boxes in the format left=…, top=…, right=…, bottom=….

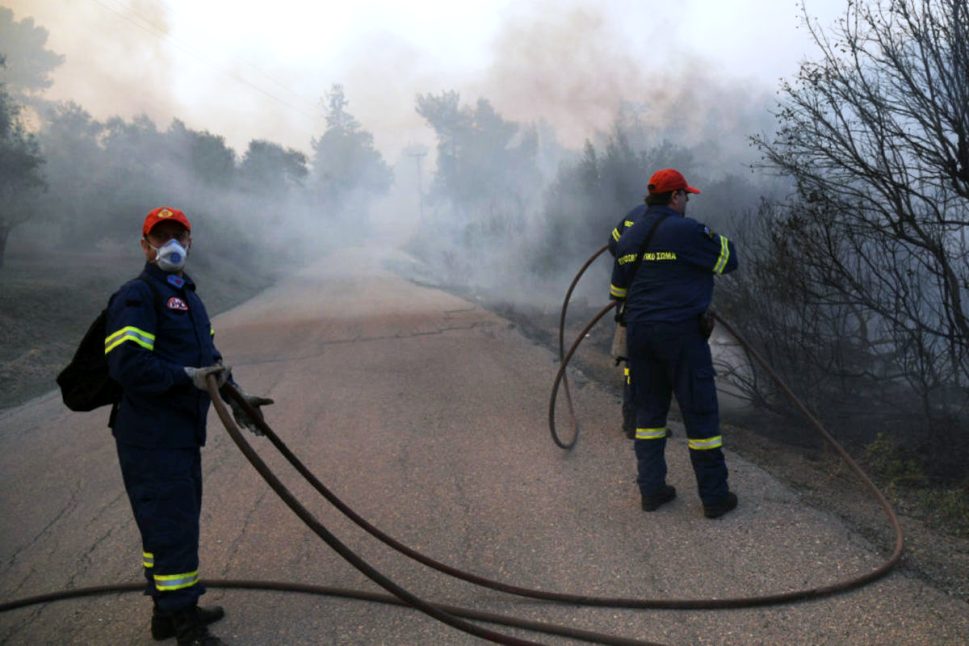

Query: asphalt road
left=2, top=246, right=968, bottom=645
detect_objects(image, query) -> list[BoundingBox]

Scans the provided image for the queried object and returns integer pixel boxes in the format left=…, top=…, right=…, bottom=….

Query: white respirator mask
left=150, top=239, right=189, bottom=272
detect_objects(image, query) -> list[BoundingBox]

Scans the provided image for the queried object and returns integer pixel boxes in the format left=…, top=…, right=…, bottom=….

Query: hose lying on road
left=0, top=245, right=905, bottom=644
left=227, top=326, right=905, bottom=613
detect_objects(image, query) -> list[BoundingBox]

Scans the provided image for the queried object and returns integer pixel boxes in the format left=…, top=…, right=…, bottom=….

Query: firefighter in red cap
left=105, top=207, right=273, bottom=645
left=609, top=170, right=739, bottom=519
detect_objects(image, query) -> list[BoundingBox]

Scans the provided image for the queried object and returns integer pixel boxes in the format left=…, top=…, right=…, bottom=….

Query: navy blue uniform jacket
left=105, top=263, right=222, bottom=448
left=609, top=205, right=738, bottom=324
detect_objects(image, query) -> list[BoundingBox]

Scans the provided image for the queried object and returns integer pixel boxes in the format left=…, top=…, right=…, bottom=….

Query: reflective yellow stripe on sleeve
left=636, top=427, right=667, bottom=440
left=154, top=570, right=200, bottom=591
left=610, top=284, right=627, bottom=299
left=688, top=436, right=723, bottom=450
left=713, top=235, right=730, bottom=274
left=105, top=326, right=156, bottom=354
left=143, top=551, right=154, bottom=568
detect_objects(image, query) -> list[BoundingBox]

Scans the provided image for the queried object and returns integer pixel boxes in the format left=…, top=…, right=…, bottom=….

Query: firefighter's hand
left=230, top=393, right=274, bottom=436
left=185, top=364, right=229, bottom=390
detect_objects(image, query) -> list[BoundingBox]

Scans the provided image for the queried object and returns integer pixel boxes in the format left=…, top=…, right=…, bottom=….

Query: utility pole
left=405, top=145, right=428, bottom=223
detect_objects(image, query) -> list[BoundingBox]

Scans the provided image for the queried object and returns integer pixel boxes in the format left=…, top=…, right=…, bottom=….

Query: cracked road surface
left=2, top=247, right=968, bottom=645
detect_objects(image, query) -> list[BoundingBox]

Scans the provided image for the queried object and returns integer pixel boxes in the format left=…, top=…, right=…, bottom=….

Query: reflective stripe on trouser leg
left=688, top=436, right=722, bottom=450
left=636, top=427, right=667, bottom=440
left=155, top=570, right=200, bottom=591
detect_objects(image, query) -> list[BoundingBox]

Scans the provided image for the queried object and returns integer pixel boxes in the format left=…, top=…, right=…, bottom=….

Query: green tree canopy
left=415, top=91, right=540, bottom=212
left=309, top=84, right=392, bottom=218
left=0, top=75, right=45, bottom=267
left=239, top=139, right=308, bottom=194
left=0, top=8, right=64, bottom=98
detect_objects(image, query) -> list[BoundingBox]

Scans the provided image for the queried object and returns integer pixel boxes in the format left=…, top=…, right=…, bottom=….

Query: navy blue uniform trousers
left=116, top=442, right=204, bottom=612
left=627, top=319, right=729, bottom=505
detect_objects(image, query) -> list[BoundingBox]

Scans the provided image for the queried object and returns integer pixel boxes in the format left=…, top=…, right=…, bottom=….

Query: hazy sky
left=5, top=0, right=847, bottom=160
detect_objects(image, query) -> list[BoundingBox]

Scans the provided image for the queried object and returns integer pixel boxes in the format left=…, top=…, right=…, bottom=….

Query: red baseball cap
left=143, top=206, right=191, bottom=237
left=647, top=168, right=701, bottom=195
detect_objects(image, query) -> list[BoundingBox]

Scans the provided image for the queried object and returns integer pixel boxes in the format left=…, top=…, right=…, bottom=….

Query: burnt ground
left=481, top=295, right=969, bottom=606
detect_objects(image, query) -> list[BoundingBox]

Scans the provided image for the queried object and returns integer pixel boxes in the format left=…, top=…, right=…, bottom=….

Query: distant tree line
left=0, top=7, right=392, bottom=269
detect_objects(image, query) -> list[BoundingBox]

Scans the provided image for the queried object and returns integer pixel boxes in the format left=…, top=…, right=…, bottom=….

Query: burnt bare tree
left=752, top=0, right=969, bottom=403
left=734, top=0, right=969, bottom=477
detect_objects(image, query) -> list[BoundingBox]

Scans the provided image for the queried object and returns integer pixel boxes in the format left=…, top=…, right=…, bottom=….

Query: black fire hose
left=551, top=244, right=609, bottom=448
left=1, top=247, right=905, bottom=643
left=208, top=382, right=541, bottom=646
left=220, top=339, right=905, bottom=614
left=0, top=580, right=658, bottom=646
left=0, top=379, right=660, bottom=646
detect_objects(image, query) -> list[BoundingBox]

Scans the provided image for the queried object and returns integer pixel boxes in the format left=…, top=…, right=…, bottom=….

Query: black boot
left=170, top=606, right=227, bottom=645
left=152, top=604, right=225, bottom=641
left=641, top=485, right=676, bottom=511
left=703, top=491, right=738, bottom=519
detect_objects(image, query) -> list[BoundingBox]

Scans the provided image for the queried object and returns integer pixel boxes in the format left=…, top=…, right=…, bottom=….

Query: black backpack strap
left=616, top=212, right=672, bottom=324
left=627, top=212, right=672, bottom=281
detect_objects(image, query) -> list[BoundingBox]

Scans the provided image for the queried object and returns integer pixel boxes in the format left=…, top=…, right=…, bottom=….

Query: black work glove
left=229, top=388, right=275, bottom=436
left=614, top=302, right=626, bottom=323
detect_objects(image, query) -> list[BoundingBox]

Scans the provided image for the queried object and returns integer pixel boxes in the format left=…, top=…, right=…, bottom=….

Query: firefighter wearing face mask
left=105, top=206, right=273, bottom=645
left=609, top=169, right=739, bottom=520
